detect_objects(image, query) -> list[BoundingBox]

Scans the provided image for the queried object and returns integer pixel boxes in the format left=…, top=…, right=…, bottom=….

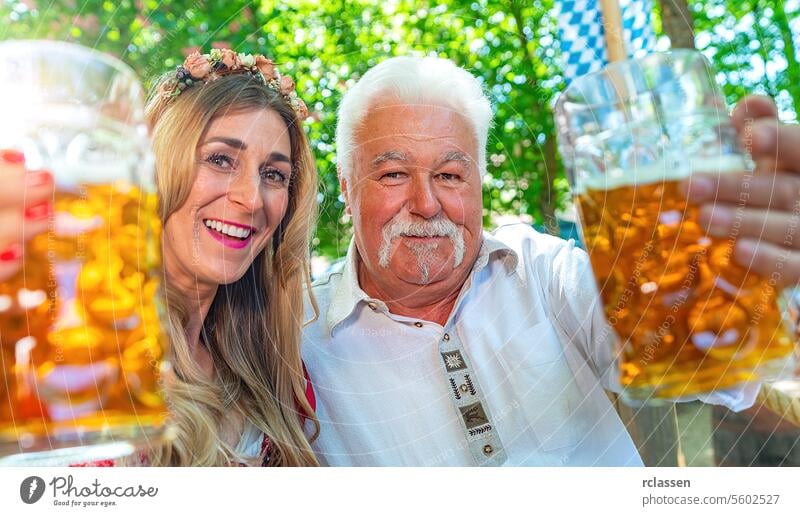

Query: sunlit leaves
left=1, top=0, right=794, bottom=256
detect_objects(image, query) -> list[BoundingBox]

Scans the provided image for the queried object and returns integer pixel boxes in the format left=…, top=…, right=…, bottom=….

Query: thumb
left=731, top=94, right=778, bottom=132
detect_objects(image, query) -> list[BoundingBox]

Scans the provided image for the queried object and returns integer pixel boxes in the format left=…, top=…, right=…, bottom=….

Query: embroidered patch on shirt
left=459, top=401, right=489, bottom=429
left=441, top=350, right=467, bottom=372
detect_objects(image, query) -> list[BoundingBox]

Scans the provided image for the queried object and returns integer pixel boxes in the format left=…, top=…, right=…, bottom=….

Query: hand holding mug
left=0, top=149, right=53, bottom=282
left=684, top=95, right=800, bottom=286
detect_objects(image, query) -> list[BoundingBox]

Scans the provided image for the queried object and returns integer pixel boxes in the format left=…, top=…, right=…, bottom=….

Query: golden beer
left=0, top=182, right=167, bottom=454
left=556, top=50, right=799, bottom=400
left=577, top=171, right=795, bottom=398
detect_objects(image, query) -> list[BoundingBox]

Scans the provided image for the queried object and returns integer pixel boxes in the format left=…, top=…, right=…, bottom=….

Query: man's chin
left=399, top=276, right=437, bottom=286
left=390, top=264, right=452, bottom=286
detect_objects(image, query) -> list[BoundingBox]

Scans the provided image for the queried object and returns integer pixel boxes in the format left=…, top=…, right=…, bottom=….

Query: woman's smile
left=203, top=218, right=257, bottom=249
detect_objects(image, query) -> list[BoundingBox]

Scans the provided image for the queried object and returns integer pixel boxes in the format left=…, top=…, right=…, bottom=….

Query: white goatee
left=377, top=213, right=465, bottom=283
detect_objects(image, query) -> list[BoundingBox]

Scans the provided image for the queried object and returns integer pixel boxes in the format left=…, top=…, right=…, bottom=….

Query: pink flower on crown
left=279, top=75, right=295, bottom=95
left=220, top=48, right=239, bottom=69
left=184, top=52, right=211, bottom=79
left=255, top=56, right=276, bottom=81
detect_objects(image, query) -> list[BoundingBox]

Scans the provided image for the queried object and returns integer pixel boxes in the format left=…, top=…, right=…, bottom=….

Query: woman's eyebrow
left=203, top=136, right=247, bottom=149
left=202, top=138, right=291, bottom=165
left=265, top=152, right=291, bottom=164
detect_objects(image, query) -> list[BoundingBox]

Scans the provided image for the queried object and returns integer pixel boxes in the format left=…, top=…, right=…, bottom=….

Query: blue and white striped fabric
left=557, top=0, right=657, bottom=84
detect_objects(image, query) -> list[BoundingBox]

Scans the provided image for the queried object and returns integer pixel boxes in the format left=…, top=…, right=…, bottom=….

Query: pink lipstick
left=203, top=218, right=256, bottom=250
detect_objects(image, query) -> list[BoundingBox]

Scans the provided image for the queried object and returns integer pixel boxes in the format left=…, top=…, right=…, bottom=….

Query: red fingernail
left=26, top=171, right=53, bottom=188
left=0, top=149, right=25, bottom=164
left=24, top=200, right=51, bottom=221
left=0, top=243, right=22, bottom=262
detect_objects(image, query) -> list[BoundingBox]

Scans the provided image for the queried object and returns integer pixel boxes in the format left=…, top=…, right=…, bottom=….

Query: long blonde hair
left=144, top=73, right=319, bottom=466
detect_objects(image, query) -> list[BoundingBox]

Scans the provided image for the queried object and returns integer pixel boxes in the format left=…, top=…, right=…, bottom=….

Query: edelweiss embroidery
left=441, top=350, right=467, bottom=372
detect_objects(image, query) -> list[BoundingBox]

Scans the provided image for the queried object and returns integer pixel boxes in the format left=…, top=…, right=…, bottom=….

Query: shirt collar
left=324, top=231, right=519, bottom=336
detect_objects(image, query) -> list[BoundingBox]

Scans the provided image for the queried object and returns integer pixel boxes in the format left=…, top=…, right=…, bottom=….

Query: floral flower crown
left=160, top=48, right=309, bottom=120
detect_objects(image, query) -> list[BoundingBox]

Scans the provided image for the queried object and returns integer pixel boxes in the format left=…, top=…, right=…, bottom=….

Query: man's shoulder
left=489, top=223, right=582, bottom=260
left=487, top=223, right=591, bottom=288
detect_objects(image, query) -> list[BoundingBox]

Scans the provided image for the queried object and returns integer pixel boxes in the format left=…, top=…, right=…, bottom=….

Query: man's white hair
left=336, top=55, right=493, bottom=181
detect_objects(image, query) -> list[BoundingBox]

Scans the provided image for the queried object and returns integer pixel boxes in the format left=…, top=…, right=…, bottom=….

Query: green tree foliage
left=1, top=0, right=797, bottom=258
left=686, top=0, right=799, bottom=121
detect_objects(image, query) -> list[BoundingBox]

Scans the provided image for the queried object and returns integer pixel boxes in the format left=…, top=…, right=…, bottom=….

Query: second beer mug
left=555, top=50, right=796, bottom=402
left=0, top=41, right=169, bottom=463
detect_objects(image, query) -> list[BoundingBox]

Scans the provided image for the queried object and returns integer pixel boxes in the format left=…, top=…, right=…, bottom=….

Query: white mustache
left=378, top=214, right=465, bottom=271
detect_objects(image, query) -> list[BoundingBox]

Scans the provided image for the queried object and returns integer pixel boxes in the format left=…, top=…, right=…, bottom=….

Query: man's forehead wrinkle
left=402, top=134, right=455, bottom=143
left=367, top=132, right=461, bottom=143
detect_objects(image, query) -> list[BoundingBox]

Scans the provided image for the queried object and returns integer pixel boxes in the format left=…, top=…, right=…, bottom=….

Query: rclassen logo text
left=48, top=475, right=158, bottom=508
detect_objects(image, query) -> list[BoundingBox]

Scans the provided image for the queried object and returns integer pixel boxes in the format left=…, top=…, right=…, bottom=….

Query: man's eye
left=438, top=172, right=460, bottom=181
left=381, top=172, right=406, bottom=180
left=206, top=153, right=235, bottom=169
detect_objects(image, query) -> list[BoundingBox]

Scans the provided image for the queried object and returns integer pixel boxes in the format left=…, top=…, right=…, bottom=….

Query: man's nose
left=407, top=175, right=442, bottom=219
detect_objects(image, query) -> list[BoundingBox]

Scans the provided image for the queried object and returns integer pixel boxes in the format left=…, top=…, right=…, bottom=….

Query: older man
left=302, top=56, right=800, bottom=466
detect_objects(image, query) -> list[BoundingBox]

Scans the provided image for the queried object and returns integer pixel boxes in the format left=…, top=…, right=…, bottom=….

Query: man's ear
left=338, top=166, right=352, bottom=216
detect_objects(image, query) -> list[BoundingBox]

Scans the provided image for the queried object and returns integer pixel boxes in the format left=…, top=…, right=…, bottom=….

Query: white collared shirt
left=302, top=224, right=756, bottom=466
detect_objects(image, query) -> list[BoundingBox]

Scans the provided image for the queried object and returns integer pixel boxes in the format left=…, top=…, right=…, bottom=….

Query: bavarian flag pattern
left=557, top=0, right=657, bottom=84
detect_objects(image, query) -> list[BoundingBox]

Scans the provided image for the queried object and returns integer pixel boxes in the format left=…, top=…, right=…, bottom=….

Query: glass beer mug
left=0, top=41, right=168, bottom=463
left=555, top=50, right=797, bottom=402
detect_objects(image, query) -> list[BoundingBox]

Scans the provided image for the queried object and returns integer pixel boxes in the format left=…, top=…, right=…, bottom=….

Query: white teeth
left=203, top=219, right=251, bottom=239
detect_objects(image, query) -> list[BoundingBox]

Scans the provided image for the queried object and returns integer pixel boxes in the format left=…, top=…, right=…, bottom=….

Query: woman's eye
left=260, top=166, right=288, bottom=185
left=205, top=153, right=235, bottom=169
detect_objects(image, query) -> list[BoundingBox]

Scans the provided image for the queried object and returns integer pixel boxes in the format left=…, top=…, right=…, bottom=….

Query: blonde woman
left=142, top=48, right=319, bottom=466
left=1, top=49, right=320, bottom=466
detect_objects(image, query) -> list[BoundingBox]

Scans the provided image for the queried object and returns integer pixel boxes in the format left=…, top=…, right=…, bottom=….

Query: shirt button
left=483, top=444, right=493, bottom=455
left=443, top=333, right=450, bottom=341
left=367, top=302, right=377, bottom=311
left=414, top=322, right=423, bottom=328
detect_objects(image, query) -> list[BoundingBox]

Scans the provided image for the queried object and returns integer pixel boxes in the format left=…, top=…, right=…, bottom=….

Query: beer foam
left=576, top=154, right=749, bottom=192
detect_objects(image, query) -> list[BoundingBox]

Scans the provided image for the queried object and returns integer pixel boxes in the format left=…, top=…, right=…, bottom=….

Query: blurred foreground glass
left=0, top=41, right=168, bottom=464
left=555, top=50, right=797, bottom=402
